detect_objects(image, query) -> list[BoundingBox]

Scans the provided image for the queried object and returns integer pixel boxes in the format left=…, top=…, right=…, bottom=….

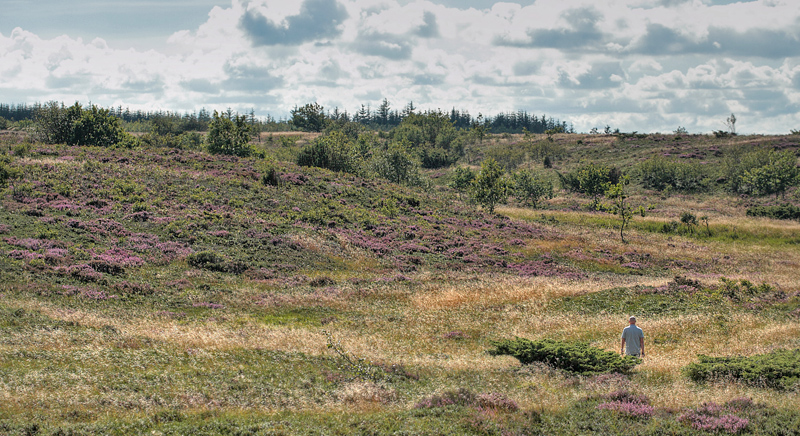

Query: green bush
left=206, top=111, right=254, bottom=157
left=0, top=156, right=21, bottom=187
left=297, top=131, right=360, bottom=174
left=512, top=169, right=553, bottom=208
left=471, top=158, right=508, bottom=213
left=723, top=148, right=771, bottom=194
left=739, top=150, right=800, bottom=198
left=489, top=338, right=640, bottom=375
left=370, top=142, right=425, bottom=187
left=746, top=204, right=800, bottom=221
left=638, top=156, right=707, bottom=192
left=291, top=102, right=327, bottom=132
left=558, top=162, right=621, bottom=208
left=684, top=348, right=800, bottom=390
left=34, top=101, right=131, bottom=147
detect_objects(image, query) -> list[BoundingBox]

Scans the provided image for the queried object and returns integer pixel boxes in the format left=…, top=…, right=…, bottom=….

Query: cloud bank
left=2, top=0, right=800, bottom=133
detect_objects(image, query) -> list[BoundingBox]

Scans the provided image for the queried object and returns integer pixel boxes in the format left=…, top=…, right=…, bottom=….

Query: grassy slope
left=1, top=133, right=799, bottom=435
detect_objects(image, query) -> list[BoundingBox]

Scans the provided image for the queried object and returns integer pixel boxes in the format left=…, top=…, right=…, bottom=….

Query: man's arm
left=621, top=337, right=625, bottom=354
left=639, top=337, right=645, bottom=356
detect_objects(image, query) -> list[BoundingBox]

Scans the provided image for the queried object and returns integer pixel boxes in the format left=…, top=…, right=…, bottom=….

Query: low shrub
left=678, top=401, right=750, bottom=434
left=683, top=348, right=800, bottom=390
left=414, top=388, right=477, bottom=409
left=638, top=156, right=708, bottom=192
left=413, top=389, right=518, bottom=412
left=747, top=203, right=800, bottom=221
left=187, top=251, right=225, bottom=270
left=489, top=338, right=640, bottom=375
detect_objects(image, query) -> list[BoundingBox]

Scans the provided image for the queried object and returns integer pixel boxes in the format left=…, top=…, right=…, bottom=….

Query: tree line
left=1, top=101, right=569, bottom=135
left=293, top=100, right=569, bottom=133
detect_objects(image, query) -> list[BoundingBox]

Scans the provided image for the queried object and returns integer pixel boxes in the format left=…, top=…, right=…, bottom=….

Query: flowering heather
left=596, top=401, right=654, bottom=418
left=208, top=230, right=231, bottom=238
left=92, top=248, right=145, bottom=268
left=442, top=331, right=468, bottom=340
left=414, top=388, right=477, bottom=409
left=126, top=211, right=151, bottom=222
left=155, top=241, right=193, bottom=260
left=192, top=302, right=225, bottom=310
left=59, top=264, right=104, bottom=282
left=123, top=233, right=160, bottom=252
left=4, top=237, right=62, bottom=250
left=475, top=393, right=519, bottom=412
left=114, top=280, right=155, bottom=296
left=678, top=411, right=748, bottom=433
left=7, top=250, right=44, bottom=261
left=81, top=289, right=118, bottom=300
left=0, top=225, right=10, bottom=234
left=677, top=402, right=750, bottom=434
left=280, top=173, right=307, bottom=185
left=620, top=262, right=644, bottom=269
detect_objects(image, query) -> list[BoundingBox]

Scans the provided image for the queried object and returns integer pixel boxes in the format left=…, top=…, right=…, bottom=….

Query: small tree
left=604, top=175, right=639, bottom=243
left=371, top=142, right=424, bottom=186
left=297, top=130, right=359, bottom=174
left=560, top=162, right=620, bottom=209
left=206, top=110, right=254, bottom=157
left=680, top=211, right=698, bottom=234
left=34, top=101, right=129, bottom=147
left=291, top=102, right=327, bottom=132
left=449, top=166, right=476, bottom=200
left=725, top=113, right=737, bottom=135
left=472, top=158, right=508, bottom=213
left=740, top=150, right=800, bottom=198
left=512, top=169, right=554, bottom=208
left=472, top=113, right=488, bottom=143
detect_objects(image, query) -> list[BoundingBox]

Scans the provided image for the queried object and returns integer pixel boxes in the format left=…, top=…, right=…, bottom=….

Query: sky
left=2, top=0, right=800, bottom=133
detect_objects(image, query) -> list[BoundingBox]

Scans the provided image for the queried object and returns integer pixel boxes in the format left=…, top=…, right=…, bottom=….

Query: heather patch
left=596, top=390, right=654, bottom=419
left=678, top=401, right=750, bottom=434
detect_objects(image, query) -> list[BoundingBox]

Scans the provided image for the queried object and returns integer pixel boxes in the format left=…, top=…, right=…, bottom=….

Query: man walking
left=621, top=316, right=645, bottom=358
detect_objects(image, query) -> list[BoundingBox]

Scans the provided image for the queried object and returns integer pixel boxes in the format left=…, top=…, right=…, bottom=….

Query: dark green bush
left=187, top=251, right=225, bottom=271
left=638, top=156, right=708, bottom=192
left=747, top=204, right=800, bottom=221
left=34, top=101, right=131, bottom=147
left=262, top=166, right=281, bottom=186
left=684, top=348, right=800, bottom=390
left=297, top=131, right=360, bottom=174
left=206, top=111, right=254, bottom=157
left=489, top=338, right=640, bottom=375
left=558, top=162, right=621, bottom=207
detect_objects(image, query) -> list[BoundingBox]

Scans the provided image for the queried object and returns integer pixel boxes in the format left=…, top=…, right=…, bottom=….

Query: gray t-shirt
left=621, top=325, right=644, bottom=355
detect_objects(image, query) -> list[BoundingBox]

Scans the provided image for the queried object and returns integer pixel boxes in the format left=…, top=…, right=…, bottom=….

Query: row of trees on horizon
left=0, top=101, right=570, bottom=135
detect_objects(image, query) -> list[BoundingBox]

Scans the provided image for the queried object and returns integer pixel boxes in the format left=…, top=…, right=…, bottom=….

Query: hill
left=1, top=132, right=800, bottom=435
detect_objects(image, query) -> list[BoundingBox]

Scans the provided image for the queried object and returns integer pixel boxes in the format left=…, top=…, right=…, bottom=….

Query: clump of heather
left=414, top=389, right=518, bottom=413
left=678, top=401, right=749, bottom=434
left=192, top=302, right=225, bottom=310
left=596, top=390, right=654, bottom=419
left=114, top=280, right=155, bottom=296
left=442, top=331, right=468, bottom=340
left=414, top=388, right=477, bottom=409
left=475, top=393, right=519, bottom=412
left=58, top=264, right=104, bottom=283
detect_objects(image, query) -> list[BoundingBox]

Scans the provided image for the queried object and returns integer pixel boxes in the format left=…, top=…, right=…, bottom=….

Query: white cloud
left=1, top=0, right=800, bottom=132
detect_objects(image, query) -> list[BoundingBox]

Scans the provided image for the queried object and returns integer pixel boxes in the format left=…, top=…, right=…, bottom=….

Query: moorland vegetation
left=0, top=101, right=799, bottom=435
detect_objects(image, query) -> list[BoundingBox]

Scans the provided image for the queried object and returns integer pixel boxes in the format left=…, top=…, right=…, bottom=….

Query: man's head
left=629, top=316, right=636, bottom=325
